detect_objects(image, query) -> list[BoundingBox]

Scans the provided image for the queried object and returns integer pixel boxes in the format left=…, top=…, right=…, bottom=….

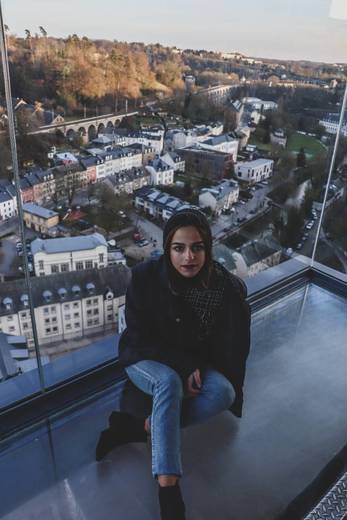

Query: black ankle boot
left=158, top=482, right=186, bottom=520
left=95, top=411, right=147, bottom=461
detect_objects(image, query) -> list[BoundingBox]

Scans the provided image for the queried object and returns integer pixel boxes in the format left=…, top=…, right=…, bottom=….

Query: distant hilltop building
left=319, top=113, right=347, bottom=137
left=243, top=97, right=278, bottom=112
left=184, top=75, right=196, bottom=92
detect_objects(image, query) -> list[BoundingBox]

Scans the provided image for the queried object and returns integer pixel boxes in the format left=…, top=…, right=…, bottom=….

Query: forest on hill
left=2, top=31, right=187, bottom=115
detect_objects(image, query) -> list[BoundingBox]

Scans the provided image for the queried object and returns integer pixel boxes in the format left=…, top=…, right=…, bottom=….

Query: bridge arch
left=106, top=120, right=114, bottom=132
left=97, top=122, right=106, bottom=135
left=78, top=126, right=87, bottom=137
left=66, top=128, right=75, bottom=141
left=88, top=124, right=97, bottom=141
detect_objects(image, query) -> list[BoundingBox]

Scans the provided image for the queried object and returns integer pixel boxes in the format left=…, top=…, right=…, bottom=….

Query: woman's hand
left=186, top=368, right=202, bottom=397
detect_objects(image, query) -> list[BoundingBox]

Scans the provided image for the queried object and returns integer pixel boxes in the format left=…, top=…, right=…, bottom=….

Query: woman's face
left=169, top=225, right=206, bottom=278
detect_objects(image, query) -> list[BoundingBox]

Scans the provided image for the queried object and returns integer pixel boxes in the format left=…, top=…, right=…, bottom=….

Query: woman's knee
left=156, top=368, right=183, bottom=398
left=206, top=374, right=235, bottom=409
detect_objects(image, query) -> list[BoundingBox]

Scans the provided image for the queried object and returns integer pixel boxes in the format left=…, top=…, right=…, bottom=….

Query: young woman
left=96, top=208, right=251, bottom=520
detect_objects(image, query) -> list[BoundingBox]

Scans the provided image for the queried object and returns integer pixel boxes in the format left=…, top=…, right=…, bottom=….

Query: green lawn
left=287, top=132, right=326, bottom=159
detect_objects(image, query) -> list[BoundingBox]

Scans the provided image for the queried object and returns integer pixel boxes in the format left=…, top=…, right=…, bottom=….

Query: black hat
left=163, top=208, right=212, bottom=250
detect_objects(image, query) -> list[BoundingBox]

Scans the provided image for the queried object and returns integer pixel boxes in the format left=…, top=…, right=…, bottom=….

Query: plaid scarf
left=181, top=262, right=230, bottom=342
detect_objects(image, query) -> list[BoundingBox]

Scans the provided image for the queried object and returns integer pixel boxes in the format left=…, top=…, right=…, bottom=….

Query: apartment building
left=0, top=265, right=130, bottom=349
left=235, top=158, right=274, bottom=184
left=31, top=233, right=108, bottom=276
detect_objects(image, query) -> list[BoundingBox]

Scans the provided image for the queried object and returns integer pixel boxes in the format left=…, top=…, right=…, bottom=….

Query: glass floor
left=0, top=284, right=346, bottom=520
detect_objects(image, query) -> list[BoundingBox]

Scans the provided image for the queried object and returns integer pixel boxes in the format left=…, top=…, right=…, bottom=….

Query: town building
left=0, top=184, right=17, bottom=221
left=319, top=113, right=347, bottom=137
left=160, top=151, right=185, bottom=173
left=199, top=134, right=239, bottom=162
left=0, top=265, right=130, bottom=350
left=180, top=145, right=234, bottom=182
left=243, top=97, right=278, bottom=112
left=195, top=85, right=233, bottom=105
left=103, top=167, right=150, bottom=195
left=133, top=186, right=192, bottom=221
left=235, top=158, right=274, bottom=184
left=23, top=203, right=59, bottom=235
left=199, top=179, right=239, bottom=215
left=270, top=129, right=287, bottom=148
left=31, top=233, right=108, bottom=277
left=145, top=157, right=174, bottom=186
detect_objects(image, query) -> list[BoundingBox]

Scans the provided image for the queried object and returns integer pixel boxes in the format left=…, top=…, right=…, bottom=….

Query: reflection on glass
left=0, top=9, right=43, bottom=409
left=0, top=0, right=345, bottom=410
left=313, top=83, right=347, bottom=275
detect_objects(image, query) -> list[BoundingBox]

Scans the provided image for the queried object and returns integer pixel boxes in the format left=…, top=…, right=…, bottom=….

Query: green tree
left=296, top=147, right=307, bottom=168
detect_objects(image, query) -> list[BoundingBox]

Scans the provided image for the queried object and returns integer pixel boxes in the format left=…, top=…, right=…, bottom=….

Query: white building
left=0, top=265, right=130, bottom=349
left=319, top=114, right=347, bottom=137
left=199, top=180, right=239, bottom=215
left=199, top=134, right=239, bottom=162
left=161, top=151, right=185, bottom=173
left=0, top=190, right=17, bottom=221
left=145, top=157, right=174, bottom=186
left=133, top=186, right=192, bottom=221
left=31, top=233, right=108, bottom=277
left=243, top=97, right=278, bottom=112
left=119, top=130, right=163, bottom=154
left=235, top=159, right=274, bottom=184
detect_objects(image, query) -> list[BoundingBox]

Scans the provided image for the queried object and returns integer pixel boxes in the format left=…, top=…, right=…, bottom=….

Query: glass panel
left=313, top=83, right=347, bottom=274
left=0, top=7, right=43, bottom=409
left=0, top=0, right=345, bottom=406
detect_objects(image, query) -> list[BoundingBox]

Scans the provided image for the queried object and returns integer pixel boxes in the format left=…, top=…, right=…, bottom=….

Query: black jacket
left=118, top=257, right=251, bottom=417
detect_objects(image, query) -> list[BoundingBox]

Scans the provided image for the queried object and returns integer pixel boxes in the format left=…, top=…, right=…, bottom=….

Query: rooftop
left=31, top=232, right=107, bottom=255
left=22, top=203, right=58, bottom=219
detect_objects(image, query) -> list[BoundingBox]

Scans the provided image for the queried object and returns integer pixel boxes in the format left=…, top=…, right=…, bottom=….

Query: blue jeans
left=125, top=360, right=235, bottom=479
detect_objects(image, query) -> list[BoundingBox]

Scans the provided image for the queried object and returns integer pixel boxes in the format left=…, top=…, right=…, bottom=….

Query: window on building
left=64, top=304, right=70, bottom=310
left=85, top=260, right=93, bottom=269
left=9, top=326, right=15, bottom=332
left=86, top=299, right=92, bottom=306
left=99, top=253, right=104, bottom=263
left=38, top=260, right=44, bottom=270
left=52, top=326, right=58, bottom=332
left=93, top=319, right=99, bottom=325
left=45, top=328, right=51, bottom=334
left=7, top=316, right=13, bottom=321
left=93, top=309, right=99, bottom=316
left=73, top=312, right=79, bottom=318
left=93, top=298, right=98, bottom=304
left=66, top=324, right=72, bottom=330
left=87, top=319, right=93, bottom=327
left=107, top=304, right=113, bottom=310
left=74, top=322, right=80, bottom=328
left=51, top=307, right=56, bottom=314
left=44, top=318, right=50, bottom=324
left=43, top=307, right=49, bottom=315
left=107, top=314, right=112, bottom=320
left=76, top=261, right=84, bottom=271
left=52, top=317, right=57, bottom=323
left=51, top=264, right=59, bottom=274
left=87, top=309, right=92, bottom=316
left=21, top=312, right=27, bottom=318
left=73, top=302, right=79, bottom=308
left=61, top=263, right=69, bottom=272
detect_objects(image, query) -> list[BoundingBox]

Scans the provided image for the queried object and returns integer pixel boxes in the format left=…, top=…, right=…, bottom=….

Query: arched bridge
left=29, top=111, right=138, bottom=142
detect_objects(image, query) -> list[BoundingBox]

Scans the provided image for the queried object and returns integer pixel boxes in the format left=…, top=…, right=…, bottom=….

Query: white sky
left=1, top=0, right=347, bottom=63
